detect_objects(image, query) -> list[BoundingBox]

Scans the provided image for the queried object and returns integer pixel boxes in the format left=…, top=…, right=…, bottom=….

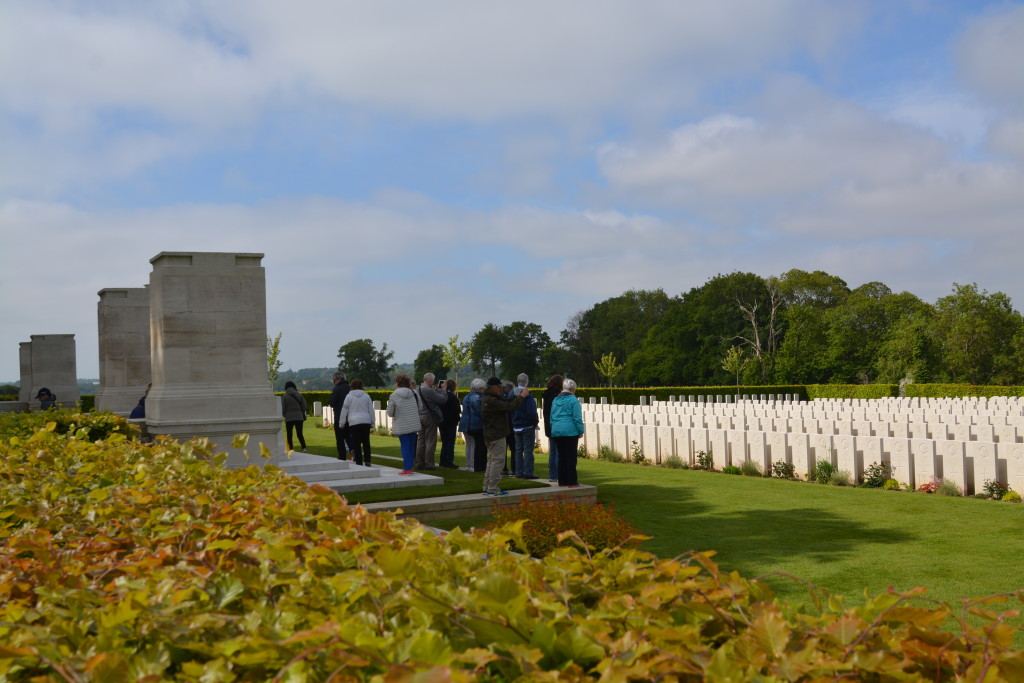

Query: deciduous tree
left=337, top=339, right=396, bottom=388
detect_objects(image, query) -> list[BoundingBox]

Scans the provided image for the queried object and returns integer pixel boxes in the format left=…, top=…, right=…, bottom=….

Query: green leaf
left=554, top=627, right=604, bottom=667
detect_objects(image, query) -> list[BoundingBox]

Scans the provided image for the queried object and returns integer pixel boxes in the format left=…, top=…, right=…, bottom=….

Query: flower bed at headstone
left=2, top=412, right=1023, bottom=680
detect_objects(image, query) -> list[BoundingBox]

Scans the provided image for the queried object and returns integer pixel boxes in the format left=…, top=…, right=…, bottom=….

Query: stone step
left=291, top=465, right=382, bottom=483
left=270, top=452, right=355, bottom=474
left=327, top=470, right=445, bottom=495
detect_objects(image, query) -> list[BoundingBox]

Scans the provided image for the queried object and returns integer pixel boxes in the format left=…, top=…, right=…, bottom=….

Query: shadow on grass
left=689, top=506, right=917, bottom=571
left=579, top=465, right=916, bottom=572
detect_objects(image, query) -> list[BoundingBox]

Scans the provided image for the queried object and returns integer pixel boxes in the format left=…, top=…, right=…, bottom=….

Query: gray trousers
left=414, top=414, right=438, bottom=468
left=484, top=439, right=506, bottom=493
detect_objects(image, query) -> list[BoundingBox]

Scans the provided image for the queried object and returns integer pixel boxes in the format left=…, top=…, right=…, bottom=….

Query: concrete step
left=291, top=465, right=382, bottom=483
left=327, top=470, right=446, bottom=494
left=270, top=452, right=355, bottom=474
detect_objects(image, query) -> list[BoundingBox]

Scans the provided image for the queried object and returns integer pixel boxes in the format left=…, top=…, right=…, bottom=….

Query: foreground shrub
left=829, top=469, right=853, bottom=486
left=2, top=423, right=1024, bottom=680
left=739, top=459, right=763, bottom=477
left=663, top=453, right=687, bottom=469
left=919, top=479, right=938, bottom=494
left=722, top=465, right=742, bottom=475
left=488, top=496, right=641, bottom=558
left=862, top=461, right=894, bottom=488
left=812, top=459, right=836, bottom=484
left=0, top=408, right=134, bottom=442
left=771, top=460, right=796, bottom=479
left=1003, top=491, right=1022, bottom=502
left=598, top=444, right=623, bottom=462
left=883, top=478, right=901, bottom=491
left=982, top=479, right=1011, bottom=500
left=938, top=477, right=965, bottom=496
left=693, top=449, right=714, bottom=471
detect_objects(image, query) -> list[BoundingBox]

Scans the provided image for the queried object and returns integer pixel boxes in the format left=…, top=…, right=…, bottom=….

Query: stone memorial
left=144, top=252, right=283, bottom=466
left=19, top=334, right=79, bottom=409
left=94, top=287, right=151, bottom=415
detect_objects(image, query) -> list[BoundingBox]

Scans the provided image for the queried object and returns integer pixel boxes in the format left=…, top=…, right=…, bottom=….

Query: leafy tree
left=721, top=346, right=750, bottom=396
left=337, top=339, right=396, bottom=388
left=562, top=290, right=671, bottom=385
left=413, top=344, right=450, bottom=382
left=874, top=300, right=938, bottom=384
left=932, top=283, right=1024, bottom=385
left=471, top=323, right=505, bottom=377
left=500, top=321, right=551, bottom=381
left=441, top=335, right=473, bottom=387
left=593, top=352, right=625, bottom=403
left=266, top=332, right=283, bottom=387
left=537, top=343, right=572, bottom=380
left=773, top=269, right=850, bottom=383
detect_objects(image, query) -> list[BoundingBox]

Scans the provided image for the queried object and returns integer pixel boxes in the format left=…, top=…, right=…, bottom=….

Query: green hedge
left=904, top=384, right=1024, bottom=398
left=805, top=384, right=899, bottom=400
left=574, top=385, right=809, bottom=404
left=2, top=413, right=1023, bottom=679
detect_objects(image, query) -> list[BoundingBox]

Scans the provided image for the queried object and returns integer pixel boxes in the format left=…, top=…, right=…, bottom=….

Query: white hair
left=470, top=378, right=486, bottom=392
left=423, top=372, right=435, bottom=385
left=563, top=378, right=577, bottom=392
left=517, top=373, right=529, bottom=386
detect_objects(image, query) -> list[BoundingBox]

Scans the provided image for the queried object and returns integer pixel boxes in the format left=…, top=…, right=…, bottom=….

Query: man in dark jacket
left=481, top=377, right=529, bottom=496
left=511, top=373, right=539, bottom=478
left=328, top=372, right=351, bottom=460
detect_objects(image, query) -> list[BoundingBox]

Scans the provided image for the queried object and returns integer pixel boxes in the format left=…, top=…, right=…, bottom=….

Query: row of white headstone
left=360, top=396, right=1024, bottom=496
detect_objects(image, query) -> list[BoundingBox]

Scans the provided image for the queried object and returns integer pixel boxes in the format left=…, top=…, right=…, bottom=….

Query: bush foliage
left=488, top=497, right=641, bottom=559
left=3, top=411, right=1024, bottom=680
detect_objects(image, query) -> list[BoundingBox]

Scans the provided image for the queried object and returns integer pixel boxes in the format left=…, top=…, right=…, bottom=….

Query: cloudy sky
left=2, top=1, right=1023, bottom=381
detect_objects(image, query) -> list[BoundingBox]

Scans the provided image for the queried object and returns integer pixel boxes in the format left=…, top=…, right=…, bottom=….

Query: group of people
left=285, top=369, right=586, bottom=497
left=388, top=372, right=585, bottom=497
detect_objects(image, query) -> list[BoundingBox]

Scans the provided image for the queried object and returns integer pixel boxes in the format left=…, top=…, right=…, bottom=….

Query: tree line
left=334, top=270, right=1024, bottom=388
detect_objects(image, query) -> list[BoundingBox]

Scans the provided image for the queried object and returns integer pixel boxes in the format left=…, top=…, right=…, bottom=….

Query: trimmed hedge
left=805, top=384, right=899, bottom=400
left=904, top=383, right=1024, bottom=398
left=1, top=411, right=1023, bottom=680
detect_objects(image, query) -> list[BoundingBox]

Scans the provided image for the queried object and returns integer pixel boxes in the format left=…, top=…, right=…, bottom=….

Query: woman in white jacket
left=386, top=374, right=420, bottom=475
left=339, top=378, right=375, bottom=466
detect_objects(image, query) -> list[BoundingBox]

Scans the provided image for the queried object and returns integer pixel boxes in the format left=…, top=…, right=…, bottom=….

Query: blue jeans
left=513, top=428, right=535, bottom=476
left=398, top=433, right=417, bottom=470
left=547, top=438, right=559, bottom=480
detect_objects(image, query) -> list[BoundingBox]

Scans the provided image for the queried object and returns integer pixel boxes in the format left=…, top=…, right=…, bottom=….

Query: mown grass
left=299, top=418, right=1022, bottom=619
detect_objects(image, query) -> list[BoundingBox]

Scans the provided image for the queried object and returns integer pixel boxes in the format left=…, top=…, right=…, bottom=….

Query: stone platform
left=267, top=452, right=444, bottom=494
left=360, top=482, right=597, bottom=523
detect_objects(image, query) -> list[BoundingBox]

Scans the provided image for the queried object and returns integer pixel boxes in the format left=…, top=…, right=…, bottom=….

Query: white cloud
left=0, top=0, right=864, bottom=197
left=957, top=4, right=1024, bottom=111
left=599, top=79, right=947, bottom=213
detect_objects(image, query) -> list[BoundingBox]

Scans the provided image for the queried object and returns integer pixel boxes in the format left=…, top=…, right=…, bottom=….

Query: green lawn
left=299, top=418, right=1023, bottom=613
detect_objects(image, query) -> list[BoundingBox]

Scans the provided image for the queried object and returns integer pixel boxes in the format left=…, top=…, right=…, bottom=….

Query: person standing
left=282, top=381, right=308, bottom=451
left=328, top=372, right=351, bottom=460
left=35, top=387, right=57, bottom=411
left=338, top=378, right=374, bottom=466
left=542, top=375, right=564, bottom=482
left=549, top=378, right=584, bottom=487
left=438, top=379, right=462, bottom=469
left=414, top=373, right=447, bottom=470
left=458, top=378, right=487, bottom=472
left=386, top=374, right=420, bottom=475
left=480, top=377, right=529, bottom=496
left=511, top=373, right=539, bottom=479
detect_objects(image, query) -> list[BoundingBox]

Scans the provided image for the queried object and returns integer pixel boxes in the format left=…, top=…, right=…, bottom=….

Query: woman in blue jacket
left=549, top=378, right=584, bottom=487
left=458, top=378, right=487, bottom=471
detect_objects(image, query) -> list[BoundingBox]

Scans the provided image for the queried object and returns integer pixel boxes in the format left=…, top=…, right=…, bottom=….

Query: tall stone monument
left=94, top=287, right=151, bottom=415
left=144, top=252, right=283, bottom=465
left=18, top=334, right=80, bottom=409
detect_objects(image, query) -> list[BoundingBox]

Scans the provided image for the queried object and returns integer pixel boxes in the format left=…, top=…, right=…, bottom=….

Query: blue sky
left=2, top=0, right=1023, bottom=380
